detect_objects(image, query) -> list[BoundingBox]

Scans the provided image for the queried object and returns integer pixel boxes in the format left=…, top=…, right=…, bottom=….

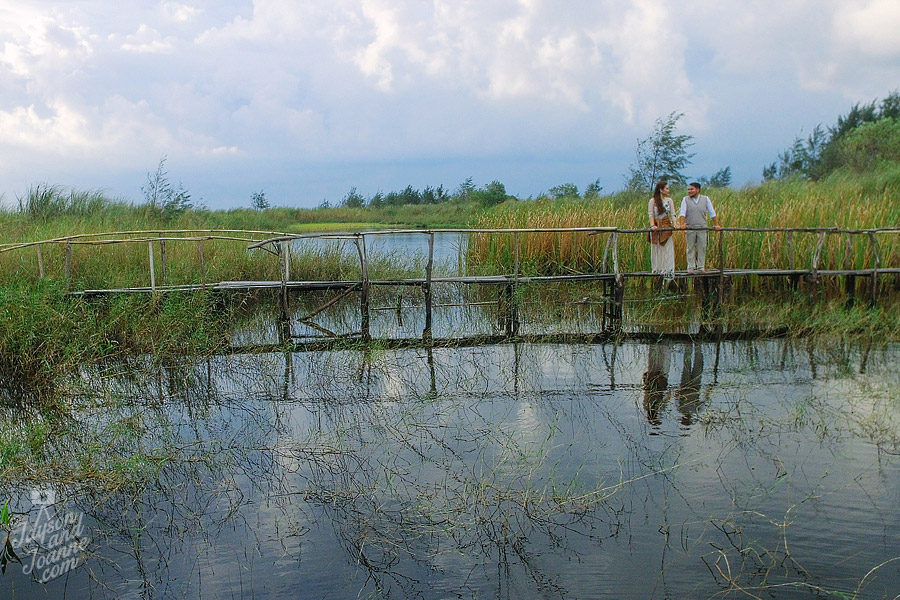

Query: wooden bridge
left=2, top=226, right=898, bottom=343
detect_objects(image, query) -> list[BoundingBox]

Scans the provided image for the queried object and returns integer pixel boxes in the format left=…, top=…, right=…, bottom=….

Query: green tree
left=368, top=191, right=384, bottom=208
left=626, top=111, right=695, bottom=192
left=141, top=155, right=193, bottom=220
left=476, top=180, right=508, bottom=205
left=548, top=183, right=579, bottom=199
left=142, top=155, right=173, bottom=209
left=583, top=179, right=604, bottom=199
left=341, top=186, right=366, bottom=208
left=833, top=117, right=900, bottom=172
left=251, top=189, right=269, bottom=210
left=700, top=166, right=732, bottom=188
left=765, top=91, right=900, bottom=180
left=454, top=177, right=475, bottom=202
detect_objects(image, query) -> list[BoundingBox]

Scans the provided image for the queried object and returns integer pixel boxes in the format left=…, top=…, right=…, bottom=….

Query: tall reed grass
left=468, top=166, right=900, bottom=281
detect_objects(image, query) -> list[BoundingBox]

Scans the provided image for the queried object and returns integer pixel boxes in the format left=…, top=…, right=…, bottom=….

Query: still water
left=2, top=338, right=899, bottom=599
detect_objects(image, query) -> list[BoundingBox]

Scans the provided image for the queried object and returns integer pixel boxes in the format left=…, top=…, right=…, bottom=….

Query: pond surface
left=2, top=338, right=899, bottom=599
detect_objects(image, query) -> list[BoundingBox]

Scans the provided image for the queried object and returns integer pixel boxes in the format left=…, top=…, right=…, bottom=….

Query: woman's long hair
left=653, top=180, right=668, bottom=215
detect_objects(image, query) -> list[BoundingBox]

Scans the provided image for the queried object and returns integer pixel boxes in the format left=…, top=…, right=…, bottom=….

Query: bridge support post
left=500, top=284, right=519, bottom=337
left=868, top=232, right=880, bottom=308
left=845, top=274, right=857, bottom=308
left=65, top=241, right=73, bottom=291
left=423, top=232, right=434, bottom=339
left=356, top=235, right=370, bottom=341
left=278, top=241, right=291, bottom=322
left=601, top=274, right=624, bottom=332
left=147, top=241, right=155, bottom=291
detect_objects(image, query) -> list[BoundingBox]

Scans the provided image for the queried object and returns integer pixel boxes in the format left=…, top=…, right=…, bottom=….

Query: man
left=677, top=182, right=721, bottom=273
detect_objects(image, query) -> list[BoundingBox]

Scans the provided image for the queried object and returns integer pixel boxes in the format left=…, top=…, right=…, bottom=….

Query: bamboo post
left=844, top=235, right=856, bottom=308
left=511, top=232, right=520, bottom=335
left=278, top=241, right=289, bottom=320
left=423, top=232, right=434, bottom=337
left=809, top=230, right=826, bottom=299
left=787, top=231, right=795, bottom=269
left=514, top=232, right=521, bottom=277
left=612, top=231, right=619, bottom=275
left=283, top=238, right=291, bottom=282
left=148, top=241, right=156, bottom=291
left=198, top=240, right=206, bottom=287
left=601, top=233, right=612, bottom=273
left=614, top=273, right=624, bottom=328
left=36, top=245, right=45, bottom=279
left=717, top=228, right=725, bottom=307
left=356, top=235, right=370, bottom=340
left=64, top=241, right=72, bottom=290
left=868, top=232, right=880, bottom=307
left=786, top=230, right=799, bottom=291
left=159, top=238, right=167, bottom=285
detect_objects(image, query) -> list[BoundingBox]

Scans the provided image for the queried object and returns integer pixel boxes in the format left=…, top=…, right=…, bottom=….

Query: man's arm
left=706, top=196, right=721, bottom=230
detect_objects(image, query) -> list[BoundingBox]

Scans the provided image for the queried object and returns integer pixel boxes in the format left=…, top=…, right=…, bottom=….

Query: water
left=292, top=230, right=467, bottom=272
left=2, top=339, right=899, bottom=599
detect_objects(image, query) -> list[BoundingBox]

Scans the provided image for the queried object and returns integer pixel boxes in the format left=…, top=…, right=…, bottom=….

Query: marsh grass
left=469, top=167, right=900, bottom=294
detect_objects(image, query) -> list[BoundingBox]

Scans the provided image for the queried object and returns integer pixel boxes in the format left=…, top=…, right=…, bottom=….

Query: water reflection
left=676, top=342, right=704, bottom=427
left=0, top=340, right=899, bottom=599
left=642, top=342, right=671, bottom=427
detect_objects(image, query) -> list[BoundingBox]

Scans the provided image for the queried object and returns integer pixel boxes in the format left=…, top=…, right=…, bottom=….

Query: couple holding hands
left=648, top=180, right=721, bottom=280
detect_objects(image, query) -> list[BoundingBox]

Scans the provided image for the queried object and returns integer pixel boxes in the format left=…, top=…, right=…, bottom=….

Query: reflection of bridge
left=3, top=226, right=898, bottom=342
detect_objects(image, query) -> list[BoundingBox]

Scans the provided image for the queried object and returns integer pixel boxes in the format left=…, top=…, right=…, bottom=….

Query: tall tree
left=626, top=111, right=695, bottom=192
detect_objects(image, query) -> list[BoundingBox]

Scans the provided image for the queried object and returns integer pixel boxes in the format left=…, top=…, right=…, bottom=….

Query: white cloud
left=0, top=0, right=898, bottom=204
left=162, top=1, right=201, bottom=23
left=837, top=0, right=900, bottom=57
left=118, top=24, right=174, bottom=54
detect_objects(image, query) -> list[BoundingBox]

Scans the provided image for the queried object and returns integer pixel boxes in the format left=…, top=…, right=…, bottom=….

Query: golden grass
left=469, top=168, right=900, bottom=277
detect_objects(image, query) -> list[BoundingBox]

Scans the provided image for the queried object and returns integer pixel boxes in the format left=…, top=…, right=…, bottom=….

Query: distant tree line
left=764, top=91, right=900, bottom=180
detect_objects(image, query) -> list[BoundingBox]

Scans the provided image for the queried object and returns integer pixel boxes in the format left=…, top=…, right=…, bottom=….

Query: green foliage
left=251, top=189, right=270, bottom=211
left=583, top=179, right=604, bottom=199
left=763, top=125, right=828, bottom=180
left=765, top=91, right=900, bottom=180
left=455, top=177, right=476, bottom=202
left=548, top=183, right=579, bottom=199
left=341, top=186, right=366, bottom=208
left=700, top=166, right=732, bottom=188
left=141, top=155, right=194, bottom=220
left=832, top=118, right=900, bottom=172
left=626, top=111, right=695, bottom=192
left=474, top=180, right=509, bottom=206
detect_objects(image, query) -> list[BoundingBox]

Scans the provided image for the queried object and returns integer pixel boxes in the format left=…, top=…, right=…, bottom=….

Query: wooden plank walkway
left=69, top=267, right=900, bottom=297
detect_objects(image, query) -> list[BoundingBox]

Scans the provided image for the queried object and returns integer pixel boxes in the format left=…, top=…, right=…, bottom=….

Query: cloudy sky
left=1, top=0, right=898, bottom=209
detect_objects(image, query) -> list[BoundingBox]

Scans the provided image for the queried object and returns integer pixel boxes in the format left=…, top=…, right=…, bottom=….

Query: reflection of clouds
left=516, top=400, right=540, bottom=433
left=7, top=339, right=900, bottom=598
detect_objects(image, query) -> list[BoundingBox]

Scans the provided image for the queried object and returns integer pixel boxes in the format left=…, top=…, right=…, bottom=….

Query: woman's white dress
left=648, top=197, right=675, bottom=280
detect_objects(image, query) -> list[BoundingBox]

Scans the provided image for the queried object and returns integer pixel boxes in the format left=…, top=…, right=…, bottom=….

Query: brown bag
left=650, top=215, right=673, bottom=245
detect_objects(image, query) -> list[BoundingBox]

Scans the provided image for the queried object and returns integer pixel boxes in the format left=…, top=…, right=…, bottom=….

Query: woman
left=648, top=180, right=675, bottom=282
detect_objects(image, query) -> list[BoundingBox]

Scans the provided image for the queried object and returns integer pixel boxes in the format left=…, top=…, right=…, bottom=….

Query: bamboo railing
left=2, top=226, right=898, bottom=305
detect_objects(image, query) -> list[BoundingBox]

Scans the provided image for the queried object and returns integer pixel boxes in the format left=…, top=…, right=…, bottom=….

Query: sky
left=1, top=0, right=899, bottom=210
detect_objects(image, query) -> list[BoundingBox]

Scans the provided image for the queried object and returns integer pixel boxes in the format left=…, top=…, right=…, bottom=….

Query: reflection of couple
left=642, top=343, right=705, bottom=427
left=676, top=343, right=704, bottom=426
left=642, top=343, right=671, bottom=426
